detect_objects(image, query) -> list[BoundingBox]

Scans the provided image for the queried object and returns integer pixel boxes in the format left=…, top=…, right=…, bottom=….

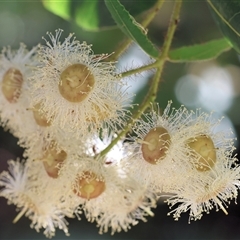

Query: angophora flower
left=125, top=102, right=194, bottom=193
left=0, top=160, right=76, bottom=238
left=29, top=29, right=129, bottom=135
left=0, top=28, right=239, bottom=238
left=166, top=149, right=240, bottom=221
left=164, top=109, right=240, bottom=221
left=60, top=156, right=157, bottom=235
left=0, top=44, right=38, bottom=134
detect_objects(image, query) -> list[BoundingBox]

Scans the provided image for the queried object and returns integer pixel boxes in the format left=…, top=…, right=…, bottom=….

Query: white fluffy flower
left=58, top=154, right=157, bottom=234
left=165, top=149, right=240, bottom=221
left=0, top=160, right=79, bottom=238
left=29, top=29, right=129, bottom=136
left=126, top=102, right=194, bottom=193
left=0, top=44, right=38, bottom=134
left=162, top=109, right=239, bottom=221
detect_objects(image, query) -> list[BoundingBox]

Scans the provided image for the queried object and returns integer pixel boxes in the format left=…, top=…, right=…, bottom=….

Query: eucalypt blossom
left=29, top=29, right=128, bottom=136
left=0, top=25, right=239, bottom=239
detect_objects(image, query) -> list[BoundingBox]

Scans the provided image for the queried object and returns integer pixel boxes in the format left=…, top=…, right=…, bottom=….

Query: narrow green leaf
left=75, top=0, right=99, bottom=31
left=42, top=0, right=157, bottom=31
left=207, top=0, right=240, bottom=53
left=168, top=38, right=232, bottom=62
left=42, top=0, right=71, bottom=21
left=104, top=0, right=159, bottom=58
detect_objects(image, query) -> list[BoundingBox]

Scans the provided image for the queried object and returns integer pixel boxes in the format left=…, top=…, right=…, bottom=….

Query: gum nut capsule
left=73, top=171, right=105, bottom=200
left=2, top=68, right=23, bottom=103
left=42, top=147, right=67, bottom=178
left=58, top=63, right=95, bottom=102
left=32, top=102, right=51, bottom=127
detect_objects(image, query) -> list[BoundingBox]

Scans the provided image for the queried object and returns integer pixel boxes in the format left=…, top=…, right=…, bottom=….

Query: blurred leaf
left=75, top=0, right=99, bottom=31
left=42, top=0, right=71, bottom=20
left=207, top=0, right=240, bottom=53
left=104, top=0, right=159, bottom=58
left=169, top=38, right=231, bottom=62
left=42, top=0, right=157, bottom=31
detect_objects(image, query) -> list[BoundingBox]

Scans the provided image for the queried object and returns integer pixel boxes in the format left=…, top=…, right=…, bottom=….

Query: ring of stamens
left=86, top=103, right=111, bottom=123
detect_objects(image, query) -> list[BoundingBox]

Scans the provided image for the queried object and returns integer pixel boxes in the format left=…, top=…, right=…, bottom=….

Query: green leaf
left=42, top=0, right=71, bottom=21
left=104, top=0, right=159, bottom=58
left=42, top=0, right=157, bottom=31
left=207, top=0, right=240, bottom=53
left=168, top=38, right=232, bottom=62
left=75, top=0, right=99, bottom=31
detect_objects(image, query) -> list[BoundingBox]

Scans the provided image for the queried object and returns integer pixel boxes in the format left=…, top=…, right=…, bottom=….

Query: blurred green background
left=1, top=1, right=240, bottom=239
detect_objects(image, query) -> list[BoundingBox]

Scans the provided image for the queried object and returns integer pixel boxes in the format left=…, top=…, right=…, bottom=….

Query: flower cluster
left=0, top=30, right=239, bottom=238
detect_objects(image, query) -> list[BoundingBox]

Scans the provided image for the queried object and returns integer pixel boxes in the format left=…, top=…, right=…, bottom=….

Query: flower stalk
left=98, top=0, right=182, bottom=158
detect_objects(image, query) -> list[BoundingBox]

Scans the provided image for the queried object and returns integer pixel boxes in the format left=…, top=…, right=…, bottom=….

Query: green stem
left=157, top=0, right=182, bottom=61
left=98, top=0, right=182, bottom=158
left=146, top=0, right=182, bottom=101
left=107, top=0, right=165, bottom=62
left=141, top=0, right=165, bottom=27
left=121, top=61, right=157, bottom=78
